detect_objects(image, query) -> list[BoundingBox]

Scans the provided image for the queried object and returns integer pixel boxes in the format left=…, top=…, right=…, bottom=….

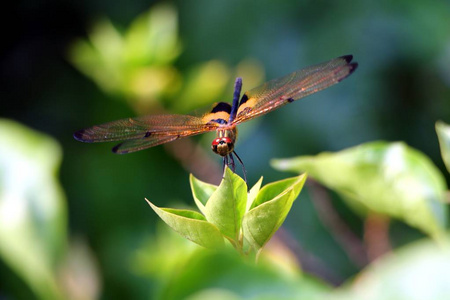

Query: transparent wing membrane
left=112, top=135, right=180, bottom=154
left=74, top=114, right=219, bottom=153
left=74, top=114, right=218, bottom=143
left=233, top=55, right=358, bottom=124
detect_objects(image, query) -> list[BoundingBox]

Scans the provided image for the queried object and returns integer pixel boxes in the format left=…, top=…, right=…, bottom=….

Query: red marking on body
left=212, top=137, right=232, bottom=145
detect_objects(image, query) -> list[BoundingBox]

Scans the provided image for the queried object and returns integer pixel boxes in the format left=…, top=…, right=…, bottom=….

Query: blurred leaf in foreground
left=436, top=120, right=450, bottom=174
left=0, top=119, right=67, bottom=299
left=133, top=228, right=329, bottom=300
left=161, top=249, right=328, bottom=300
left=336, top=238, right=450, bottom=300
left=272, top=141, right=447, bottom=239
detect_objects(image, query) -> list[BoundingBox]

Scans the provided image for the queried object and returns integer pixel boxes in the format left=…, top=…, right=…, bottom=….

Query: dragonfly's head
left=211, top=137, right=234, bottom=156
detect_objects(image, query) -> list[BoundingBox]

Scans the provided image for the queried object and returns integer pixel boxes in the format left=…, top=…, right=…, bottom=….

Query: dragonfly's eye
left=211, top=137, right=234, bottom=156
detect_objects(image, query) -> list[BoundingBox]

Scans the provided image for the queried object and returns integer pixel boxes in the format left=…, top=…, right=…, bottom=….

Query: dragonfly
left=74, top=55, right=358, bottom=180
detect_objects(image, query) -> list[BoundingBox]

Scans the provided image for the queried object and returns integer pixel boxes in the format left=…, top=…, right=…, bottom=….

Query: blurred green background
left=1, top=0, right=450, bottom=299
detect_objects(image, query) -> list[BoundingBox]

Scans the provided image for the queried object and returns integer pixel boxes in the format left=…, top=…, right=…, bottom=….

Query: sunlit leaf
left=436, top=120, right=450, bottom=174
left=147, top=200, right=224, bottom=249
left=0, top=119, right=66, bottom=299
left=242, top=174, right=307, bottom=251
left=189, top=174, right=218, bottom=214
left=272, top=141, right=447, bottom=238
left=69, top=19, right=124, bottom=94
left=69, top=4, right=182, bottom=102
left=124, top=3, right=182, bottom=66
left=89, top=18, right=124, bottom=65
left=127, top=66, right=181, bottom=100
left=204, top=167, right=247, bottom=242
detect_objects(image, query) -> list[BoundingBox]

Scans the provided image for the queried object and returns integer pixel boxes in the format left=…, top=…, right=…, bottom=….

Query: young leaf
left=246, top=176, right=263, bottom=212
left=250, top=176, right=305, bottom=210
left=242, top=174, right=307, bottom=251
left=436, top=120, right=450, bottom=174
left=204, top=167, right=247, bottom=242
left=189, top=174, right=218, bottom=214
left=146, top=200, right=224, bottom=249
left=272, top=141, right=447, bottom=238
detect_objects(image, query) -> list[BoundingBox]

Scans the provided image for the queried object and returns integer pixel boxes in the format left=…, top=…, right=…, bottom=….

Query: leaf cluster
left=147, top=167, right=307, bottom=256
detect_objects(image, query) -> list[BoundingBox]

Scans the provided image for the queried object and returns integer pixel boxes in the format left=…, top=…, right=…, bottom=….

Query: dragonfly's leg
left=228, top=154, right=236, bottom=172
left=233, top=151, right=247, bottom=183
left=223, top=156, right=228, bottom=172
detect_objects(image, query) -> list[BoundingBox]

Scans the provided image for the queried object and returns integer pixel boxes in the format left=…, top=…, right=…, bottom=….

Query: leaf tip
left=144, top=198, right=154, bottom=208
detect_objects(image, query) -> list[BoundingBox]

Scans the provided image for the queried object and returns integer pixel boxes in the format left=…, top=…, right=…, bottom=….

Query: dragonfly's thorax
left=211, top=127, right=238, bottom=156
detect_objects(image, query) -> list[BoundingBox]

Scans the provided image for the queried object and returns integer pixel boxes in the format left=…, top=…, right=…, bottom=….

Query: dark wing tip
left=340, top=54, right=354, bottom=63
left=338, top=55, right=358, bottom=74
left=112, top=143, right=127, bottom=154
left=337, top=61, right=358, bottom=83
left=73, top=130, right=88, bottom=142
left=348, top=62, right=358, bottom=74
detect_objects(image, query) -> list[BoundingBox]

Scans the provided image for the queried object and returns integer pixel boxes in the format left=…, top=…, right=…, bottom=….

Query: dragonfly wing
left=233, top=55, right=357, bottom=124
left=112, top=135, right=181, bottom=154
left=74, top=114, right=218, bottom=143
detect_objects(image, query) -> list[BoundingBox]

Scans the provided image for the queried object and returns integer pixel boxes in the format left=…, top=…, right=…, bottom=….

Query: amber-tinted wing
left=111, top=135, right=181, bottom=154
left=74, top=114, right=219, bottom=154
left=232, top=55, right=358, bottom=125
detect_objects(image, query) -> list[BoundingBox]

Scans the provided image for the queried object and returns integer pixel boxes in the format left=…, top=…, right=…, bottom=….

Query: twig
left=271, top=229, right=343, bottom=285
left=307, top=179, right=368, bottom=268
left=363, top=213, right=391, bottom=262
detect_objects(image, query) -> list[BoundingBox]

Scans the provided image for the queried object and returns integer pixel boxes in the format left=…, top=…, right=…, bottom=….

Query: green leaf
left=204, top=167, right=247, bottom=242
left=158, top=248, right=329, bottom=300
left=272, top=141, right=447, bottom=238
left=436, top=120, right=450, bottom=174
left=69, top=19, right=124, bottom=94
left=338, top=238, right=450, bottom=300
left=146, top=200, right=224, bottom=249
left=123, top=3, right=181, bottom=66
left=242, top=174, right=307, bottom=251
left=69, top=5, right=182, bottom=100
left=251, top=176, right=305, bottom=210
left=246, top=176, right=263, bottom=212
left=0, top=119, right=66, bottom=299
left=190, top=174, right=218, bottom=214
